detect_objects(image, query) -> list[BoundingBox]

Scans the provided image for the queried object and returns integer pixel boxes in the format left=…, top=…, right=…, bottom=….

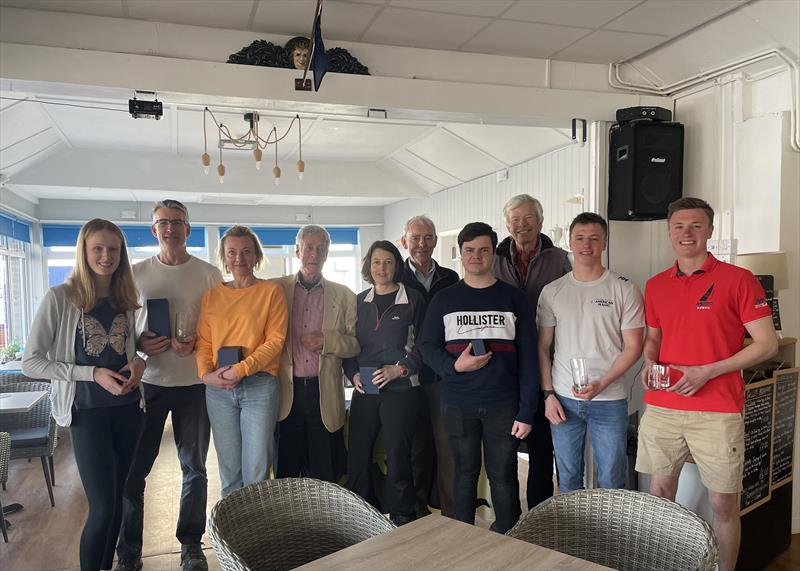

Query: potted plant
left=1, top=341, right=21, bottom=363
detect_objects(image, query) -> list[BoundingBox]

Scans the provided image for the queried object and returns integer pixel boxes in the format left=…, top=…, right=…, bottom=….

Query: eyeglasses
left=153, top=219, right=188, bottom=229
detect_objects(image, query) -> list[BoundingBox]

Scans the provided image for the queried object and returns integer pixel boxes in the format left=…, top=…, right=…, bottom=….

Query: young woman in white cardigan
left=23, top=218, right=145, bottom=571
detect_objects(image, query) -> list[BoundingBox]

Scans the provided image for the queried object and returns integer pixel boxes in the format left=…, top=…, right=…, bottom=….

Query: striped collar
left=670, top=252, right=718, bottom=278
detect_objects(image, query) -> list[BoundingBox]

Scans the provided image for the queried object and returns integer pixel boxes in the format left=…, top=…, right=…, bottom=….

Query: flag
left=310, top=5, right=328, bottom=92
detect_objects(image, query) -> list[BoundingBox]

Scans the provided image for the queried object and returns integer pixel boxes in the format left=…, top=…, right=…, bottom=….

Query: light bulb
left=273, top=165, right=281, bottom=186
left=253, top=148, right=262, bottom=170
left=297, top=159, right=305, bottom=181
left=217, top=163, right=225, bottom=184
left=201, top=153, right=210, bottom=175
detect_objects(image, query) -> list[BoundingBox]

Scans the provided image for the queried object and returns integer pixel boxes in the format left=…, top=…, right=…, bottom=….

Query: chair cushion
left=9, top=427, right=49, bottom=448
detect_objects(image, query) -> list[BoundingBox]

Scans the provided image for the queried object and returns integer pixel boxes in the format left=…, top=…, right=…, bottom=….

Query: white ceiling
left=630, top=0, right=800, bottom=84
left=0, top=0, right=797, bottom=210
left=0, top=0, right=752, bottom=64
left=0, top=87, right=574, bottom=206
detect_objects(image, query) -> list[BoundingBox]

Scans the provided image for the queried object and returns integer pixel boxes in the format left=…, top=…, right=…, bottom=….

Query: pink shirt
left=512, top=236, right=542, bottom=284
left=292, top=279, right=325, bottom=377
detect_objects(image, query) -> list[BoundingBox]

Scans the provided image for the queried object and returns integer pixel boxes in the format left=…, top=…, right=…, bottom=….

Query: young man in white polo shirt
left=537, top=212, right=644, bottom=492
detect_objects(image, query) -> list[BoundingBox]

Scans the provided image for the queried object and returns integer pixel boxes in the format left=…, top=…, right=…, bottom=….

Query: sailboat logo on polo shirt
left=696, top=284, right=715, bottom=310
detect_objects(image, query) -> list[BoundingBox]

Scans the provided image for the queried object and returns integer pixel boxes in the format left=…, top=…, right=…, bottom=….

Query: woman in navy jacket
left=344, top=240, right=426, bottom=525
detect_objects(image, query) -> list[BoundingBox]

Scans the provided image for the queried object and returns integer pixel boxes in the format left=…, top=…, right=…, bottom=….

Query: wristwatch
left=543, top=389, right=556, bottom=400
left=396, top=363, right=409, bottom=378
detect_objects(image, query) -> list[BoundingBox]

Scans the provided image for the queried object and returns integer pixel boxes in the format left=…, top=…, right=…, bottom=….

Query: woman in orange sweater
left=196, top=226, right=288, bottom=497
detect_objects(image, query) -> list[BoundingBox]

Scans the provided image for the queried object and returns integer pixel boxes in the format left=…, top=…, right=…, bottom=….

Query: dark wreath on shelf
left=227, top=36, right=370, bottom=76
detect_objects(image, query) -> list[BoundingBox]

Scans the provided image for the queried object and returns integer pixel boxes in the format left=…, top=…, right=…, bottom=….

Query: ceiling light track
left=129, top=90, right=162, bottom=120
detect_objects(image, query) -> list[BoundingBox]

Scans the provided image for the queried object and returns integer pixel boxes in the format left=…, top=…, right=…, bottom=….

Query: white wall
left=34, top=199, right=384, bottom=227
left=778, top=112, right=800, bottom=534
left=608, top=68, right=800, bottom=530
left=609, top=70, right=799, bottom=351
left=678, top=70, right=799, bottom=366
left=384, top=143, right=590, bottom=248
left=0, top=188, right=36, bottom=218
left=734, top=114, right=783, bottom=254
left=0, top=6, right=636, bottom=94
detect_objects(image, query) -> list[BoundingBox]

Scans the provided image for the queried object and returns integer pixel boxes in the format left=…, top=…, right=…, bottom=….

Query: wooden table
left=293, top=514, right=614, bottom=570
left=0, top=390, right=46, bottom=413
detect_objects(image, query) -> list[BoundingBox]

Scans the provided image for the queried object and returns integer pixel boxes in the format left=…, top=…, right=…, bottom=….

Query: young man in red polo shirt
left=636, top=197, right=778, bottom=571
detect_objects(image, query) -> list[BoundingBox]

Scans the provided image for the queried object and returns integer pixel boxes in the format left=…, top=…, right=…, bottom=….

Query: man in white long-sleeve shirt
left=116, top=200, right=221, bottom=571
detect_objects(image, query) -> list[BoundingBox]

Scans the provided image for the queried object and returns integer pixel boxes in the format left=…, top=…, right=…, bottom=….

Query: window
left=290, top=243, right=359, bottom=292
left=128, top=245, right=209, bottom=267
left=47, top=245, right=77, bottom=287
left=219, top=227, right=361, bottom=291
left=0, top=213, right=32, bottom=357
left=43, top=224, right=209, bottom=287
left=259, top=245, right=294, bottom=280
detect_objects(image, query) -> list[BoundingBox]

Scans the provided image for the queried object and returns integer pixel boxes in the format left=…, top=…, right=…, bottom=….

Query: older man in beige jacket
left=273, top=225, right=359, bottom=481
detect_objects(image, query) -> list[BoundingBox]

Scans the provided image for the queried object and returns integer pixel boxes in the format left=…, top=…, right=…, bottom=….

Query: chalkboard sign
left=771, top=369, right=798, bottom=489
left=754, top=275, right=782, bottom=333
left=741, top=380, right=774, bottom=514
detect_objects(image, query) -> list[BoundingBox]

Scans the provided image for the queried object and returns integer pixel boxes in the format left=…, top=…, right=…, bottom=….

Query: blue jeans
left=206, top=373, right=279, bottom=497
left=441, top=405, right=520, bottom=533
left=549, top=397, right=628, bottom=493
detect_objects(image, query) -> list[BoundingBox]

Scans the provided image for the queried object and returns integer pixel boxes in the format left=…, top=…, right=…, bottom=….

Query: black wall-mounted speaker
left=608, top=121, right=684, bottom=221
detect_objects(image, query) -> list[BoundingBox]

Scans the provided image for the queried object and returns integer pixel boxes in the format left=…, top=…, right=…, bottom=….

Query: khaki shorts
left=636, top=405, right=744, bottom=494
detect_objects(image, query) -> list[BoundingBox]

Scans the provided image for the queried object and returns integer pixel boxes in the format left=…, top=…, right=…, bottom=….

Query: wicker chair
left=0, top=373, right=55, bottom=486
left=507, top=489, right=718, bottom=571
left=208, top=477, right=396, bottom=571
left=0, top=432, right=10, bottom=542
left=0, top=371, right=58, bottom=490
left=0, top=380, right=57, bottom=507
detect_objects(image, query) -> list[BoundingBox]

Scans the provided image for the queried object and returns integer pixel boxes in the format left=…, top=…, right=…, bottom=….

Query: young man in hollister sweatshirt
left=421, top=222, right=538, bottom=533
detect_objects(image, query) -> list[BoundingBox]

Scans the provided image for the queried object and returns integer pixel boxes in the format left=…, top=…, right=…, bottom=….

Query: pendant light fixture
left=201, top=108, right=304, bottom=185
left=296, top=116, right=305, bottom=180
left=273, top=127, right=281, bottom=185
left=217, top=124, right=225, bottom=184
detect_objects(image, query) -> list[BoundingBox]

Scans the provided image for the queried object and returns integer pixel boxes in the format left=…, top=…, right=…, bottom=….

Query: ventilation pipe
left=609, top=49, right=800, bottom=152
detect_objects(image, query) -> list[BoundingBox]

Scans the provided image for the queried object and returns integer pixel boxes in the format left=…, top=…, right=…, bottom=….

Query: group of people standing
left=21, top=193, right=776, bottom=571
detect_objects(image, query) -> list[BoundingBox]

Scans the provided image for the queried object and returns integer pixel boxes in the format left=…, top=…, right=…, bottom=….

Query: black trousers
left=411, top=382, right=454, bottom=517
left=523, top=396, right=555, bottom=508
left=410, top=384, right=435, bottom=516
left=347, top=388, right=419, bottom=521
left=442, top=404, right=521, bottom=533
left=117, top=383, right=210, bottom=561
left=276, top=377, right=346, bottom=482
left=71, top=401, right=142, bottom=571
